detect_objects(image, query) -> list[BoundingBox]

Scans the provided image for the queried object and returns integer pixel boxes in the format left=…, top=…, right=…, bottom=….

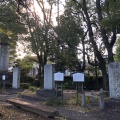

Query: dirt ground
left=0, top=89, right=65, bottom=120
left=0, top=102, right=49, bottom=120
left=0, top=89, right=120, bottom=120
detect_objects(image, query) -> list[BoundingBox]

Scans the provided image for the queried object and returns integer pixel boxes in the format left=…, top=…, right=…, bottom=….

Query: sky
left=33, top=0, right=65, bottom=25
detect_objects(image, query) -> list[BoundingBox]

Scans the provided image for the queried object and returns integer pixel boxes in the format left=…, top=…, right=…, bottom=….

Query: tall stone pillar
left=0, top=43, right=9, bottom=72
left=108, top=62, right=120, bottom=99
left=44, top=64, right=55, bottom=90
left=12, top=67, right=21, bottom=89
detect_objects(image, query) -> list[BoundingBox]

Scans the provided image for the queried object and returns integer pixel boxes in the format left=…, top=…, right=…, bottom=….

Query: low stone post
left=12, top=67, right=20, bottom=89
left=100, top=88, right=103, bottom=93
left=99, top=89, right=105, bottom=110
left=91, top=90, right=95, bottom=103
left=81, top=91, right=86, bottom=107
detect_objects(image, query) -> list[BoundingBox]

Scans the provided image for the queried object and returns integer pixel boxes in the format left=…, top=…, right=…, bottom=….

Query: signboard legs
left=76, top=83, right=78, bottom=100
left=82, top=83, right=83, bottom=92
left=76, top=82, right=84, bottom=101
left=55, top=81, right=63, bottom=99
left=61, top=82, right=63, bottom=99
left=56, top=82, right=58, bottom=97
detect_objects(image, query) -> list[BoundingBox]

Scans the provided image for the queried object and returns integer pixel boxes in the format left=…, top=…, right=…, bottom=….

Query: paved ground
left=0, top=89, right=120, bottom=120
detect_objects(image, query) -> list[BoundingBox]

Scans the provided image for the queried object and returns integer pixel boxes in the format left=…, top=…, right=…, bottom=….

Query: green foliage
left=101, top=0, right=120, bottom=32
left=0, top=1, right=27, bottom=63
left=67, top=96, right=78, bottom=105
left=32, top=79, right=40, bottom=87
left=64, top=82, right=70, bottom=89
left=55, top=8, right=84, bottom=71
left=86, top=96, right=91, bottom=104
left=20, top=76, right=36, bottom=84
left=0, top=2, right=27, bottom=40
left=45, top=96, right=78, bottom=106
left=5, top=83, right=12, bottom=89
left=20, top=83, right=30, bottom=89
left=45, top=97, right=65, bottom=106
left=29, top=86, right=37, bottom=92
left=0, top=83, right=12, bottom=89
left=17, top=55, right=38, bottom=76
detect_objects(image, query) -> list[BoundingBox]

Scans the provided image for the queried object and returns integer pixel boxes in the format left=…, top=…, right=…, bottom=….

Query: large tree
left=0, top=0, right=27, bottom=62
left=65, top=0, right=120, bottom=90
left=54, top=8, right=86, bottom=71
left=17, top=55, right=38, bottom=77
left=20, top=0, right=56, bottom=81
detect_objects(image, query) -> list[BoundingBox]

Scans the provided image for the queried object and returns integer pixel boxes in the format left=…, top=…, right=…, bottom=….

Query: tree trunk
left=108, top=47, right=114, bottom=63
left=99, top=61, right=109, bottom=90
left=82, top=0, right=110, bottom=90
left=37, top=53, right=43, bottom=87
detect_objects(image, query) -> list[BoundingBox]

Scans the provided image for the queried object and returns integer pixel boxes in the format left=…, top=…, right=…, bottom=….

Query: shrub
left=20, top=83, right=30, bottom=89
left=45, top=97, right=65, bottom=106
left=29, top=86, right=37, bottom=92
left=32, top=79, right=40, bottom=87
left=20, top=76, right=36, bottom=84
left=0, top=83, right=12, bottom=89
left=5, top=83, right=12, bottom=89
left=63, top=82, right=69, bottom=89
left=0, top=84, right=2, bottom=89
left=67, top=96, right=78, bottom=105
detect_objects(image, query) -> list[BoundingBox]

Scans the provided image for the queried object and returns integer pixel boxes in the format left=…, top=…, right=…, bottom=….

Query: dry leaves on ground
left=0, top=103, right=47, bottom=120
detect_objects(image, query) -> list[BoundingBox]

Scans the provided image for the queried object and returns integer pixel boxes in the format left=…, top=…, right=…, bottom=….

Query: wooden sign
left=2, top=75, right=6, bottom=80
left=73, top=73, right=84, bottom=82
left=54, top=72, right=64, bottom=81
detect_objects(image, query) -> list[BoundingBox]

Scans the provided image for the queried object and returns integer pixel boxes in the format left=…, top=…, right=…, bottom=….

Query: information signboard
left=2, top=75, right=6, bottom=80
left=54, top=72, right=64, bottom=81
left=73, top=73, right=84, bottom=82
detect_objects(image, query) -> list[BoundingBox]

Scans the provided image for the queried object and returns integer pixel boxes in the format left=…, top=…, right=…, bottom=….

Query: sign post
left=54, top=72, right=64, bottom=99
left=73, top=73, right=84, bottom=100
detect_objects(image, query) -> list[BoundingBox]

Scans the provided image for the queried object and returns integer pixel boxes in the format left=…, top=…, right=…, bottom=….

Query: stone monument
left=12, top=67, right=21, bottom=89
left=108, top=62, right=120, bottom=99
left=0, top=43, right=9, bottom=71
left=44, top=64, right=55, bottom=90
left=0, top=33, right=9, bottom=72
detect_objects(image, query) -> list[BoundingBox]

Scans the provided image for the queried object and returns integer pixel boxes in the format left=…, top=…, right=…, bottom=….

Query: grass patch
left=66, top=96, right=78, bottom=105
left=45, top=95, right=80, bottom=106
left=45, top=97, right=66, bottom=106
left=29, top=86, right=37, bottom=92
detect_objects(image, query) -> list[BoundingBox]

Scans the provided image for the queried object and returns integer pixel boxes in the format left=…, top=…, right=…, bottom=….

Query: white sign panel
left=73, top=73, right=84, bottom=82
left=2, top=75, right=6, bottom=80
left=54, top=72, right=64, bottom=81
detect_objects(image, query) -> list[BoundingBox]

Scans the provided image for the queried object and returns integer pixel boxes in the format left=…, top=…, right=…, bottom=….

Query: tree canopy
left=1, top=0, right=120, bottom=90
left=0, top=0, right=27, bottom=62
left=64, top=0, right=120, bottom=90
